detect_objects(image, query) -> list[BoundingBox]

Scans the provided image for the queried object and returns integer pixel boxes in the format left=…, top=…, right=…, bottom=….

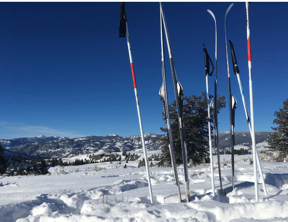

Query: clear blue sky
left=0, top=2, right=287, bottom=139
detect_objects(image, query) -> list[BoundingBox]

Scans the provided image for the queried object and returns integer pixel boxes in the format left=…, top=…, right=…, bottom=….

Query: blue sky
left=0, top=2, right=287, bottom=139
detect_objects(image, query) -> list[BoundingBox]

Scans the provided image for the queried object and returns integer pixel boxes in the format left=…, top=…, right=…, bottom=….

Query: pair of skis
left=159, top=2, right=190, bottom=203
left=203, top=44, right=216, bottom=196
left=224, top=3, right=238, bottom=191
left=224, top=3, right=267, bottom=201
left=204, top=9, right=222, bottom=196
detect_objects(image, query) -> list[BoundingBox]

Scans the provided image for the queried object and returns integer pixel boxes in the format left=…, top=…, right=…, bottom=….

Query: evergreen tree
left=51, top=158, right=57, bottom=167
left=17, top=162, right=25, bottom=175
left=31, top=158, right=39, bottom=175
left=138, top=158, right=145, bottom=168
left=26, top=165, right=31, bottom=175
left=268, top=99, right=288, bottom=154
left=58, top=158, right=64, bottom=166
left=39, top=159, right=48, bottom=175
left=13, top=164, right=17, bottom=173
left=158, top=92, right=226, bottom=166
left=0, top=143, right=9, bottom=175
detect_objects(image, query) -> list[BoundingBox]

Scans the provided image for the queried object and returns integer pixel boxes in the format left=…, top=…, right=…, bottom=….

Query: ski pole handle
left=119, top=2, right=127, bottom=38
left=229, top=40, right=240, bottom=75
left=203, top=45, right=214, bottom=76
left=203, top=47, right=209, bottom=76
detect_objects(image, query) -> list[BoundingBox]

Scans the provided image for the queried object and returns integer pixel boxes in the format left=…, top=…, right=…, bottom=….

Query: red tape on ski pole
left=247, top=36, right=251, bottom=62
left=130, top=63, right=137, bottom=88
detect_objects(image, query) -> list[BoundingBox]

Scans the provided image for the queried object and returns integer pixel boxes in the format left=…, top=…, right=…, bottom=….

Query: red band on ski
left=130, top=63, right=137, bottom=88
left=247, top=36, right=251, bottom=62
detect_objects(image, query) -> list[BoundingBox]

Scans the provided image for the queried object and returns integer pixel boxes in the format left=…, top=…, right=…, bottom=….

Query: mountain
left=0, top=132, right=273, bottom=160
left=216, top=131, right=272, bottom=149
left=1, top=134, right=162, bottom=159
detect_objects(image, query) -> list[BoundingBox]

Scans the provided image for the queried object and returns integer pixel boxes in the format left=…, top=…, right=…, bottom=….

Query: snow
left=1, top=143, right=288, bottom=221
left=36, top=135, right=45, bottom=138
left=108, top=134, right=119, bottom=137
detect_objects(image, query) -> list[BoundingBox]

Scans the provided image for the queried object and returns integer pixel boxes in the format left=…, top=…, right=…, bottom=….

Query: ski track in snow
left=1, top=147, right=288, bottom=221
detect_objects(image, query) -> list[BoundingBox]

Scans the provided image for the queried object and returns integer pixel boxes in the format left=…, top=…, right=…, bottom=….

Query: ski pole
left=160, top=2, right=190, bottom=202
left=207, top=9, right=223, bottom=193
left=245, top=2, right=259, bottom=202
left=224, top=3, right=236, bottom=191
left=119, top=2, right=154, bottom=204
left=229, top=40, right=267, bottom=196
left=159, top=9, right=182, bottom=203
left=203, top=45, right=215, bottom=196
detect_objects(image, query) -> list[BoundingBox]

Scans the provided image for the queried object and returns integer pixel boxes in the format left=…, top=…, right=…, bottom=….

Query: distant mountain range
left=1, top=131, right=273, bottom=159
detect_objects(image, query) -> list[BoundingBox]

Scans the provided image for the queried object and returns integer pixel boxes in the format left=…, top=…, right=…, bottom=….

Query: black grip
left=203, top=44, right=214, bottom=76
left=119, top=2, right=127, bottom=38
left=203, top=47, right=209, bottom=76
left=229, top=40, right=240, bottom=75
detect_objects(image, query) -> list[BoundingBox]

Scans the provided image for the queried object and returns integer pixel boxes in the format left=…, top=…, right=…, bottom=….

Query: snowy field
left=1, top=143, right=288, bottom=221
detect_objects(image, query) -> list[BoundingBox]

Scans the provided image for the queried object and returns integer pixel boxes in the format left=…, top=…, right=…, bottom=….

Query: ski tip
left=207, top=9, right=216, bottom=20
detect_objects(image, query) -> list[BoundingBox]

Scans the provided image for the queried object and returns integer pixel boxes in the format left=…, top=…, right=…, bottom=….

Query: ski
left=203, top=45, right=215, bottom=196
left=119, top=2, right=154, bottom=204
left=224, top=3, right=237, bottom=191
left=207, top=9, right=223, bottom=194
left=159, top=9, right=182, bottom=203
left=229, top=40, right=267, bottom=196
left=160, top=2, right=190, bottom=202
left=245, top=2, right=259, bottom=202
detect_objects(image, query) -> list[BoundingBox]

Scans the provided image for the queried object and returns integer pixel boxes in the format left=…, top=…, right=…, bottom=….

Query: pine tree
left=58, top=158, right=64, bottom=166
left=268, top=99, right=288, bottom=154
left=26, top=165, right=31, bottom=175
left=31, top=158, right=39, bottom=175
left=158, top=92, right=226, bottom=166
left=39, top=159, right=48, bottom=175
left=17, top=162, right=25, bottom=175
left=51, top=158, right=57, bottom=167
left=13, top=164, right=17, bottom=173
left=0, top=143, right=9, bottom=175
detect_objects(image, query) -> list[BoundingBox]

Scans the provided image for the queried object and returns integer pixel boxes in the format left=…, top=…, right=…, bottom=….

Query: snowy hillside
left=1, top=132, right=272, bottom=160
left=1, top=134, right=163, bottom=159
left=0, top=142, right=288, bottom=221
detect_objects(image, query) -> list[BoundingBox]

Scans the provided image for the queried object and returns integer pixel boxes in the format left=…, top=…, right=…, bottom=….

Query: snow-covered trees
left=158, top=92, right=225, bottom=166
left=268, top=99, right=288, bottom=154
left=0, top=143, right=9, bottom=174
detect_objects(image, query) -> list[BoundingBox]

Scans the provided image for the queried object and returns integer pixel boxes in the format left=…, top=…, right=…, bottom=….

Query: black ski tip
left=119, top=2, right=127, bottom=38
left=203, top=44, right=206, bottom=48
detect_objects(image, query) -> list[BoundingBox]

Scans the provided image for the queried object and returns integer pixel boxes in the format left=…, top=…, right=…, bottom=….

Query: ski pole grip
left=229, top=40, right=240, bottom=75
left=203, top=46, right=209, bottom=75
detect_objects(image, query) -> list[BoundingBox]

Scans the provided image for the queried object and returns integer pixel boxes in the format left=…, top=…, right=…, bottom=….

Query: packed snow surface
left=1, top=144, right=288, bottom=221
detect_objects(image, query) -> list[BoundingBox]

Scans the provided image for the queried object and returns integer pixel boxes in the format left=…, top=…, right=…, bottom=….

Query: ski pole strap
left=229, top=40, right=240, bottom=75
left=203, top=44, right=214, bottom=76
left=119, top=2, right=127, bottom=38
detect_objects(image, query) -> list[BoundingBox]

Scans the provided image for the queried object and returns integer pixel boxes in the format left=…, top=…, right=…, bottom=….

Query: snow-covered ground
left=1, top=142, right=288, bottom=221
